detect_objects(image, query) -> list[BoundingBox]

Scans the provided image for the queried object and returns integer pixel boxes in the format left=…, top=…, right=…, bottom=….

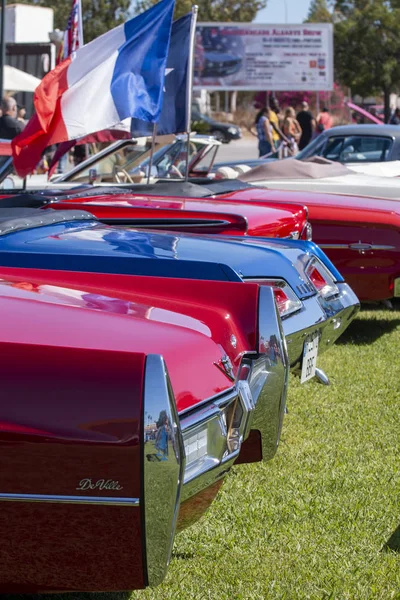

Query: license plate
left=300, top=334, right=319, bottom=383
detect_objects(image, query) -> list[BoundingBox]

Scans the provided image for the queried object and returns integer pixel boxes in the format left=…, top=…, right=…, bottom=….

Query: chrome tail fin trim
left=143, top=354, right=185, bottom=587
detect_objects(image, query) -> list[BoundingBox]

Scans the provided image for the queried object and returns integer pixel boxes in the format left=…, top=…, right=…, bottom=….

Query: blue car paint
left=0, top=220, right=336, bottom=296
left=221, top=236, right=344, bottom=283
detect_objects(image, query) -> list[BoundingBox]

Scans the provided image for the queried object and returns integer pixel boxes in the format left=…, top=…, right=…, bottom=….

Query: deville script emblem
left=76, top=478, right=123, bottom=492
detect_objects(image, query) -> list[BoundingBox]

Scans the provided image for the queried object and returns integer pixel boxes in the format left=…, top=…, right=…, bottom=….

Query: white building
left=5, top=4, right=54, bottom=44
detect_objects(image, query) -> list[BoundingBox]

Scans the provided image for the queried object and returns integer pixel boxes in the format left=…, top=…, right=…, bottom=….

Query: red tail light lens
left=300, top=222, right=313, bottom=241
left=273, top=286, right=293, bottom=315
left=244, top=278, right=302, bottom=318
left=307, top=266, right=327, bottom=291
left=305, top=258, right=339, bottom=299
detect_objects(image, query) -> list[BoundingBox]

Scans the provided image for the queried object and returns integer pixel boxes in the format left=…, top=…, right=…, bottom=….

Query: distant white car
left=347, top=161, right=400, bottom=178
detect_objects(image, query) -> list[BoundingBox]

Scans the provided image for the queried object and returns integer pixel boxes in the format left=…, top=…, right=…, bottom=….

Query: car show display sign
left=194, top=22, right=333, bottom=91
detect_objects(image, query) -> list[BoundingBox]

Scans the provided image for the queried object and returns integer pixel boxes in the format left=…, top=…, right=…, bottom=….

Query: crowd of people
left=253, top=99, right=333, bottom=158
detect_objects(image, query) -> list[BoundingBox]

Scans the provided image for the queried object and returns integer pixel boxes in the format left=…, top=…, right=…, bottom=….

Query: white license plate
left=300, top=334, right=319, bottom=383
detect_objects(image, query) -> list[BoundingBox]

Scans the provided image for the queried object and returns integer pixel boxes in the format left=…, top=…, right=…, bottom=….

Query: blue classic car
left=0, top=207, right=359, bottom=383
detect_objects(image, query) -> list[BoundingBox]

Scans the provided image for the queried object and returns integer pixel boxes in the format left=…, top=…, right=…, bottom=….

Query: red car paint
left=0, top=268, right=261, bottom=592
left=0, top=268, right=259, bottom=410
left=45, top=192, right=309, bottom=239
left=222, top=187, right=400, bottom=302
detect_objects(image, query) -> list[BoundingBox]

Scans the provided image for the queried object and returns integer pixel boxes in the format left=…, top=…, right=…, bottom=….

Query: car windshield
left=66, top=141, right=152, bottom=183
left=67, top=139, right=210, bottom=183
left=296, top=135, right=326, bottom=160
left=298, top=134, right=393, bottom=163
left=0, top=137, right=215, bottom=189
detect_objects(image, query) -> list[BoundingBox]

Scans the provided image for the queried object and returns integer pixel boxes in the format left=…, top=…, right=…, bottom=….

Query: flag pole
left=184, top=5, right=198, bottom=181
left=77, top=0, right=84, bottom=46
left=0, top=0, right=6, bottom=101
left=147, top=123, right=157, bottom=184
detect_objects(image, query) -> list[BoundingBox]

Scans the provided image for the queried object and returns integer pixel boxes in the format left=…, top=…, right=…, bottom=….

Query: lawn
left=4, top=306, right=400, bottom=600
left=132, top=305, right=400, bottom=600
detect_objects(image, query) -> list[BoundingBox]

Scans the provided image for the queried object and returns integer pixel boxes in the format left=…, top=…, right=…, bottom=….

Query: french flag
left=12, top=0, right=175, bottom=178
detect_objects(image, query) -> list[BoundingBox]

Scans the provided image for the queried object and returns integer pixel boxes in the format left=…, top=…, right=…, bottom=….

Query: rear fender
left=0, top=342, right=147, bottom=592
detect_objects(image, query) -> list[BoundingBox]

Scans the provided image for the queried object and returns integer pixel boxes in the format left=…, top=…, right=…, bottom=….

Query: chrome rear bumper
left=142, top=290, right=290, bottom=586
left=284, top=283, right=360, bottom=372
left=179, top=287, right=289, bottom=506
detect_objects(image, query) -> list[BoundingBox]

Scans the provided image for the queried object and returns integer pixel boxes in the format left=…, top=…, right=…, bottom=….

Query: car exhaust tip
left=315, top=368, right=330, bottom=386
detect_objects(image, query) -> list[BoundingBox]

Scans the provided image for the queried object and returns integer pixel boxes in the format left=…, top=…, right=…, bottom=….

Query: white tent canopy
left=4, top=65, right=41, bottom=92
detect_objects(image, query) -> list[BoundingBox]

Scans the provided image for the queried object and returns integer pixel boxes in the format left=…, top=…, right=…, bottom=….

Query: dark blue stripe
left=0, top=252, right=241, bottom=282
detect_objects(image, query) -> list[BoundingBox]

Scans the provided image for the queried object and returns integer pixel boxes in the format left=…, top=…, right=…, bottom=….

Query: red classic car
left=220, top=185, right=400, bottom=303
left=0, top=267, right=288, bottom=592
left=31, top=184, right=310, bottom=240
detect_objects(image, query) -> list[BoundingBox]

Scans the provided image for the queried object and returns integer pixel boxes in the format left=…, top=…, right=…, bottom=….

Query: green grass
left=132, top=305, right=400, bottom=600
left=5, top=306, right=400, bottom=600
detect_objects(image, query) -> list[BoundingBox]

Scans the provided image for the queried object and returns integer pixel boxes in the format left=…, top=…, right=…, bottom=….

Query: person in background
left=17, top=106, right=27, bottom=125
left=269, top=97, right=290, bottom=150
left=316, top=107, right=333, bottom=134
left=73, top=144, right=87, bottom=166
left=282, top=107, right=302, bottom=155
left=0, top=97, right=24, bottom=139
left=296, top=101, right=315, bottom=150
left=389, top=108, right=400, bottom=125
left=254, top=106, right=274, bottom=157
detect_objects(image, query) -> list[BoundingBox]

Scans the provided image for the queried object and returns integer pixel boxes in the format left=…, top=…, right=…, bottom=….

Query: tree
left=334, top=0, right=400, bottom=121
left=306, top=0, right=332, bottom=22
left=13, top=0, right=131, bottom=43
left=136, top=0, right=267, bottom=21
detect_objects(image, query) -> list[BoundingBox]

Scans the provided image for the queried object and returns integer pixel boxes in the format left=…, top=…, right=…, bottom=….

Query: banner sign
left=194, top=23, right=333, bottom=91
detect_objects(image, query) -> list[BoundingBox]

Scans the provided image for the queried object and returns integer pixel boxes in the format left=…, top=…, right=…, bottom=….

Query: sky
left=255, top=0, right=312, bottom=24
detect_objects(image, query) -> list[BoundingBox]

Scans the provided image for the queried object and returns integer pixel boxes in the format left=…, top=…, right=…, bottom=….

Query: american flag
left=57, top=0, right=84, bottom=64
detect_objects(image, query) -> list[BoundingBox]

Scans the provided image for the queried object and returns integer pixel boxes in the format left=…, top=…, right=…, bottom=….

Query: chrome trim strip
left=180, top=388, right=237, bottom=422
left=320, top=243, right=395, bottom=251
left=254, top=286, right=289, bottom=461
left=0, top=493, right=139, bottom=506
left=180, top=388, right=239, bottom=487
left=178, top=385, right=237, bottom=417
left=143, top=355, right=185, bottom=588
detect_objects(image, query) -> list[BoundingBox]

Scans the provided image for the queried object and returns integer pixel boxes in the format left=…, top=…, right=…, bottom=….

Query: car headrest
left=215, top=166, right=239, bottom=180
left=233, top=164, right=252, bottom=175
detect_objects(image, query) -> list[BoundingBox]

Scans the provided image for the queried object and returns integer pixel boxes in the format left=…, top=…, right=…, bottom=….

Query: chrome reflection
left=179, top=384, right=257, bottom=504
left=143, top=355, right=185, bottom=587
left=180, top=387, right=248, bottom=488
left=180, top=287, right=290, bottom=506
left=252, top=285, right=289, bottom=461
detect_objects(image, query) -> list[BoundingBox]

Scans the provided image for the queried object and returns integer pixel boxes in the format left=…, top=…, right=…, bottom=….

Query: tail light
left=300, top=222, right=313, bottom=241
left=305, top=258, right=339, bottom=299
left=244, top=278, right=302, bottom=318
